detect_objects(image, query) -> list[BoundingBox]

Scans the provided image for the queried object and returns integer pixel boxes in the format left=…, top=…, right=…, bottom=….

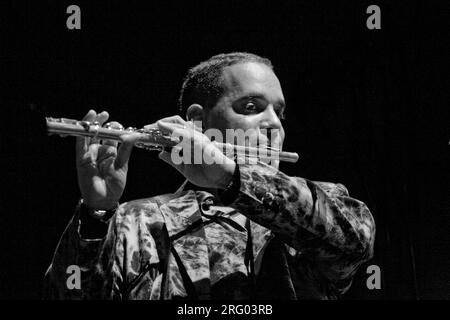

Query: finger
left=95, top=111, right=109, bottom=126
left=97, top=144, right=117, bottom=164
left=102, top=139, right=119, bottom=148
left=158, top=150, right=171, bottom=163
left=76, top=110, right=97, bottom=159
left=159, top=120, right=213, bottom=155
left=82, top=109, right=97, bottom=122
left=158, top=122, right=191, bottom=147
left=157, top=120, right=185, bottom=135
left=143, top=123, right=158, bottom=131
left=98, top=154, right=115, bottom=177
left=87, top=143, right=100, bottom=163
left=76, top=137, right=89, bottom=159
left=76, top=142, right=100, bottom=166
left=157, top=118, right=202, bottom=136
left=158, top=115, right=186, bottom=125
left=88, top=111, right=109, bottom=145
left=188, top=120, right=203, bottom=133
left=114, top=133, right=141, bottom=169
left=101, top=121, right=123, bottom=148
left=145, top=119, right=200, bottom=132
left=146, top=116, right=185, bottom=132
left=104, top=120, right=123, bottom=129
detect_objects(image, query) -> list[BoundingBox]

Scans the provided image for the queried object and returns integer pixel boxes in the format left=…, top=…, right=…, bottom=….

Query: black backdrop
left=1, top=0, right=449, bottom=299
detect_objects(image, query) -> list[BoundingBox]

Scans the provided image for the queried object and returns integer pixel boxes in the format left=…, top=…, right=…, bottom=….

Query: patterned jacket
left=43, top=161, right=375, bottom=300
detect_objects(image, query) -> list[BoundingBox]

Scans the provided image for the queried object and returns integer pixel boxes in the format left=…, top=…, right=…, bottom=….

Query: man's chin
left=258, top=156, right=280, bottom=170
left=270, top=159, right=280, bottom=170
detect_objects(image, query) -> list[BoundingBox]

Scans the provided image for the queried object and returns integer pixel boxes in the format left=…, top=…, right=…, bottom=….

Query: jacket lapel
left=159, top=190, right=211, bottom=299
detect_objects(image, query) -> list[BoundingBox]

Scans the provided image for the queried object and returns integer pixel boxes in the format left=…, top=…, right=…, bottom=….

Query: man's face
left=204, top=62, right=286, bottom=163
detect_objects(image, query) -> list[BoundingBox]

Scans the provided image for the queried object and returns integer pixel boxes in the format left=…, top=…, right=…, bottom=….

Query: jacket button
left=262, top=192, right=275, bottom=205
left=201, top=198, right=214, bottom=212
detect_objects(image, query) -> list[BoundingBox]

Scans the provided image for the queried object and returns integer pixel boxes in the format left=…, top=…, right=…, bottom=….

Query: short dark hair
left=178, top=52, right=273, bottom=115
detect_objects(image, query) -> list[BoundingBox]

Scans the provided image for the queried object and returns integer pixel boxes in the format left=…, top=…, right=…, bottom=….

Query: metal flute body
left=46, top=117, right=299, bottom=163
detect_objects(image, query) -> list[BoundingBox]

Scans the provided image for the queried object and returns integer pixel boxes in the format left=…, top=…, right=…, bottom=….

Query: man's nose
left=258, top=105, right=284, bottom=148
left=259, top=105, right=282, bottom=130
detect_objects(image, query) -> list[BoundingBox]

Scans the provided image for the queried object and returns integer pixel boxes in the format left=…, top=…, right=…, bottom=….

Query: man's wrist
left=217, top=160, right=236, bottom=189
left=217, top=161, right=241, bottom=205
left=77, top=199, right=116, bottom=239
left=82, top=198, right=118, bottom=211
left=80, top=199, right=118, bottom=223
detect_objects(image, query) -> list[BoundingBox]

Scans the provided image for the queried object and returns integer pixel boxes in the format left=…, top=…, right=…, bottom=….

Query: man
left=43, top=52, right=375, bottom=299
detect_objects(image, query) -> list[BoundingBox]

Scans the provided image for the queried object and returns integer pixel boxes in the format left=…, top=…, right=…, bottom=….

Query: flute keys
left=104, top=122, right=124, bottom=130
left=142, top=128, right=163, bottom=136
left=91, top=121, right=101, bottom=141
left=79, top=121, right=91, bottom=131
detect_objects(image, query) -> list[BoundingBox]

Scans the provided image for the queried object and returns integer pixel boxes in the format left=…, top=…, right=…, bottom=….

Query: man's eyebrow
left=237, top=94, right=286, bottom=107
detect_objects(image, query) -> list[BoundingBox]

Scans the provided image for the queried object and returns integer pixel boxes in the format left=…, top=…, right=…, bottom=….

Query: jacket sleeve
left=226, top=161, right=376, bottom=294
left=42, top=201, right=119, bottom=300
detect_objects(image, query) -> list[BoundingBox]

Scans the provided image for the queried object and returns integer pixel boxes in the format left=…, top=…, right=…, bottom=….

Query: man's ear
left=186, top=104, right=204, bottom=122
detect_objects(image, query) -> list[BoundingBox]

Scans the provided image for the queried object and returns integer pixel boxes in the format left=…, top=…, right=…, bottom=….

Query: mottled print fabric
left=43, top=161, right=375, bottom=300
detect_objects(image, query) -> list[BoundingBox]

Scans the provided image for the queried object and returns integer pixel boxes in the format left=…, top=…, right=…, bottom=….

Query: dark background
left=1, top=0, right=449, bottom=299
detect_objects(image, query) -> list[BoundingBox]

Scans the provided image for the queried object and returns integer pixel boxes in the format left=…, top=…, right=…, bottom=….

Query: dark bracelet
left=218, top=161, right=241, bottom=205
left=79, top=199, right=118, bottom=224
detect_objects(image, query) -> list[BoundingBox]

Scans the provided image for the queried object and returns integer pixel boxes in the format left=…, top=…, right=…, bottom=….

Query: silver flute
left=46, top=117, right=299, bottom=163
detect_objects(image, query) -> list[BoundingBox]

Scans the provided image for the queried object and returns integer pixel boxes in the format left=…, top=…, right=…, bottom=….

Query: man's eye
left=245, top=102, right=257, bottom=112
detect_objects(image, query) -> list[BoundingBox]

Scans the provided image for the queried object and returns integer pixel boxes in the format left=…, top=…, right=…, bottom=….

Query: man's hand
left=145, top=115, right=236, bottom=189
left=76, top=110, right=140, bottom=210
